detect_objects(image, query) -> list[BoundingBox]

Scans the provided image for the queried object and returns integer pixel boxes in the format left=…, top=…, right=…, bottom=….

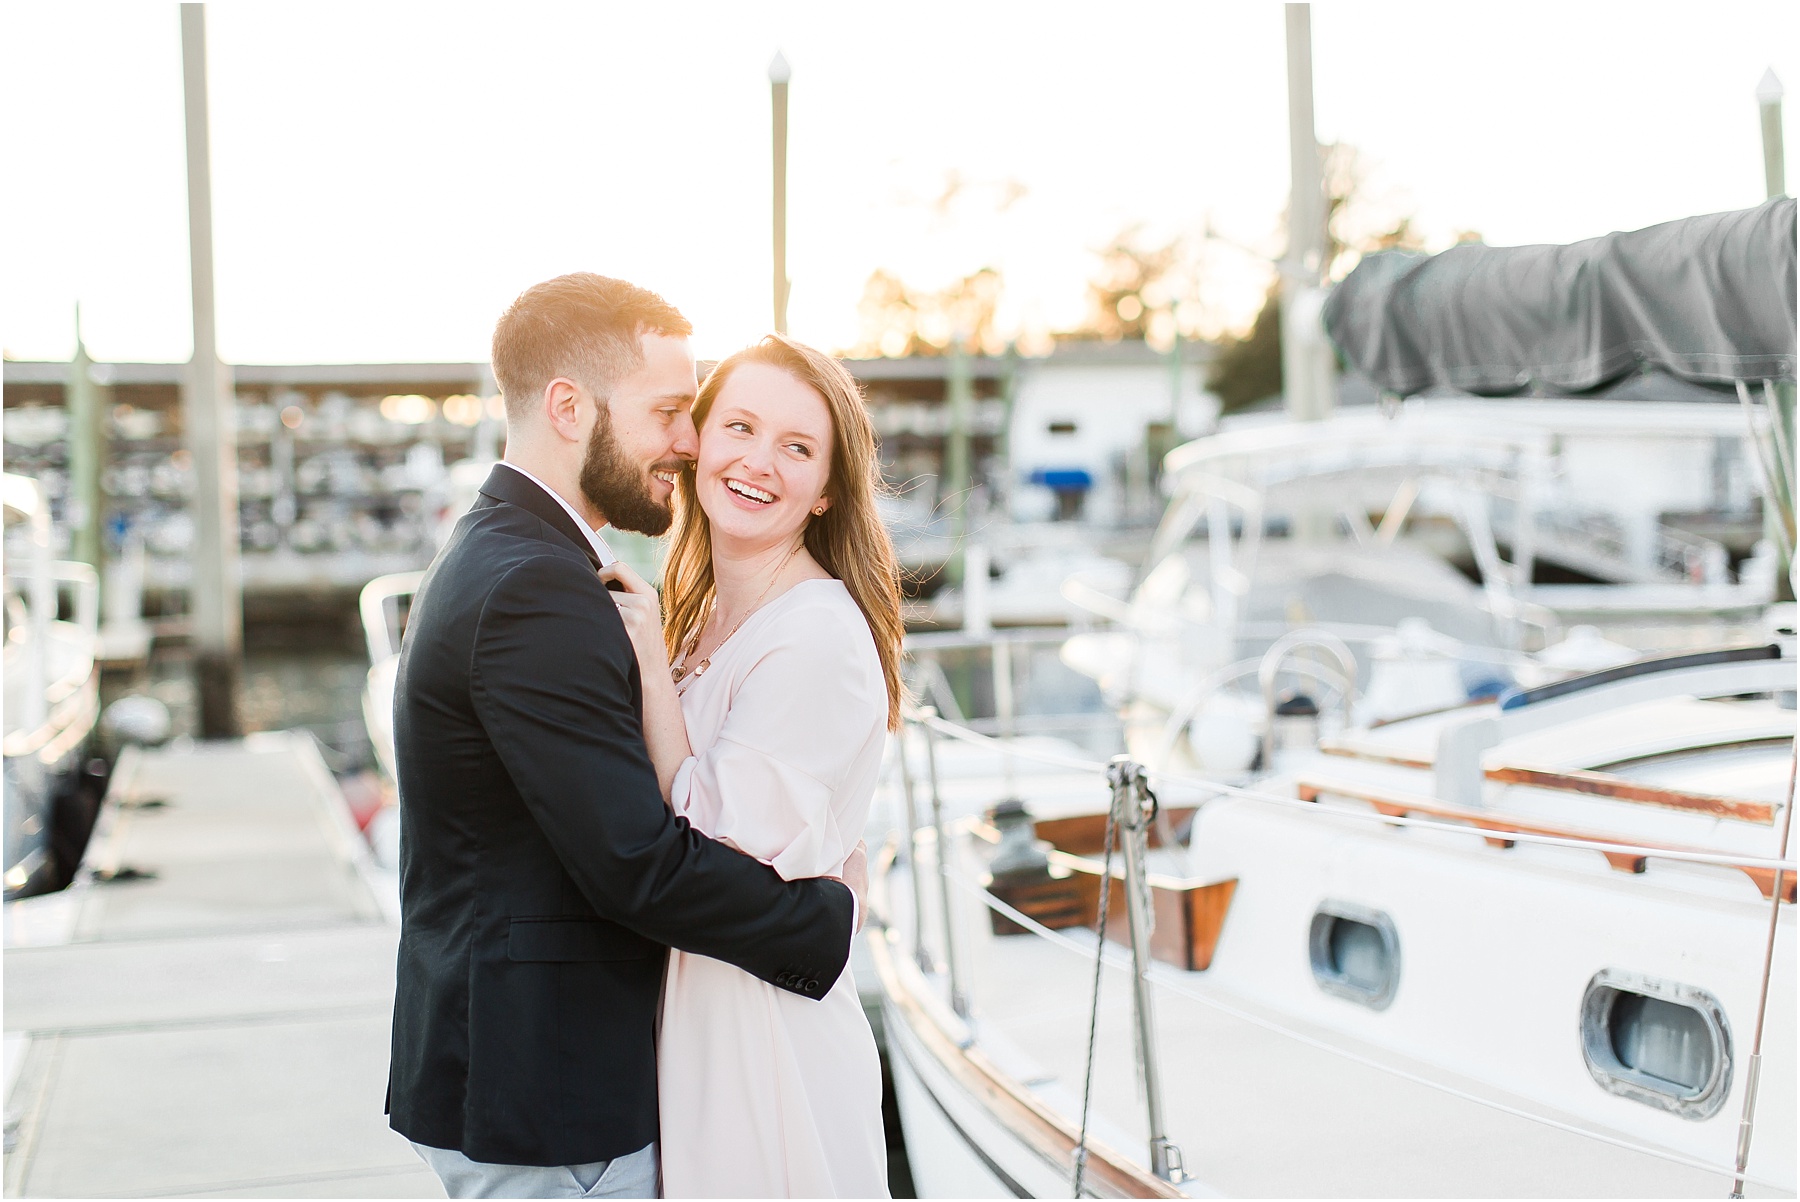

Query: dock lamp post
left=770, top=52, right=791, bottom=336
left=1758, top=68, right=1785, bottom=199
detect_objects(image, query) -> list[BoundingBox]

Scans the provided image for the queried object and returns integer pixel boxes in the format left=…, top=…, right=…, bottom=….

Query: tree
left=1209, top=141, right=1425, bottom=413
left=849, top=267, right=1006, bottom=358
left=1058, top=226, right=1184, bottom=343
left=1208, top=286, right=1284, bottom=412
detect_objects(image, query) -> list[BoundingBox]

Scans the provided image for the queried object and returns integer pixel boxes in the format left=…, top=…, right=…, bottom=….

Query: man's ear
left=543, top=377, right=586, bottom=444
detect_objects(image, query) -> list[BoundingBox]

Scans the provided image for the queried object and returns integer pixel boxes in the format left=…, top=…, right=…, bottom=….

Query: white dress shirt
left=494, top=460, right=616, bottom=567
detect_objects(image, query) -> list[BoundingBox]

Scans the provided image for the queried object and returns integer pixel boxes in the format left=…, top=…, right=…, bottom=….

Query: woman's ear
left=812, top=497, right=831, bottom=516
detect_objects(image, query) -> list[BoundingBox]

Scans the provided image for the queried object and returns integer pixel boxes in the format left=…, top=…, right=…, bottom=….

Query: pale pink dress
left=657, top=579, right=889, bottom=1198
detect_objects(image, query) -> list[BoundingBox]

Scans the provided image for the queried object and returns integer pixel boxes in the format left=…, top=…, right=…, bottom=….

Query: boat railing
left=4, top=560, right=101, bottom=641
left=359, top=569, right=426, bottom=663
left=885, top=681, right=1795, bottom=1193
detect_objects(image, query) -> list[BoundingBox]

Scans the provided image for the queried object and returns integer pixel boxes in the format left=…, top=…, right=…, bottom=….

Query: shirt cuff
left=669, top=756, right=697, bottom=812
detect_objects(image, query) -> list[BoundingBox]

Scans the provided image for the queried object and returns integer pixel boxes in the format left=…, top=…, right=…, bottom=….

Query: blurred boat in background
left=4, top=474, right=106, bottom=900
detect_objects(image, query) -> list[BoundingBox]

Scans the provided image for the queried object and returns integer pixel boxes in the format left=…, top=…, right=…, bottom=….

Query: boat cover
left=1324, top=197, right=1797, bottom=397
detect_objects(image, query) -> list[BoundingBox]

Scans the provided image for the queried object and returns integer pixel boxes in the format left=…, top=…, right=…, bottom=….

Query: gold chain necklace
left=672, top=542, right=803, bottom=689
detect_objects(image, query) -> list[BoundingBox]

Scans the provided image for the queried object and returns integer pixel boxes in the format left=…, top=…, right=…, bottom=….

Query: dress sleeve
left=677, top=602, right=885, bottom=881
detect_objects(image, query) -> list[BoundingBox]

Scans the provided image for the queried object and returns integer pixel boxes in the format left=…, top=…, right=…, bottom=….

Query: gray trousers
left=412, top=1140, right=658, bottom=1199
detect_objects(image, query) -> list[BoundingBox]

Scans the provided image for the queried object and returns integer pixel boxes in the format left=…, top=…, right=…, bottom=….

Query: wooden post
left=180, top=2, right=243, bottom=737
left=67, top=308, right=107, bottom=575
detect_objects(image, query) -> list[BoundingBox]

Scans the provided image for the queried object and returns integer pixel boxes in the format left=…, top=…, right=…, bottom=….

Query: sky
left=3, top=1, right=1795, bottom=366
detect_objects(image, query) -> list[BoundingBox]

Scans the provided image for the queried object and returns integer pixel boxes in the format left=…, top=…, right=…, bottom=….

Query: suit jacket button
left=775, top=972, right=791, bottom=987
left=803, top=979, right=819, bottom=995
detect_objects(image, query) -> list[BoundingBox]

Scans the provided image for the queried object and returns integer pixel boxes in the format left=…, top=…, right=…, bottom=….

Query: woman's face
left=696, top=361, right=834, bottom=553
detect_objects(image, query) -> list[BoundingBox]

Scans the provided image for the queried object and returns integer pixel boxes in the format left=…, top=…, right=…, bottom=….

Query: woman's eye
left=787, top=443, right=812, bottom=457
left=726, top=420, right=751, bottom=434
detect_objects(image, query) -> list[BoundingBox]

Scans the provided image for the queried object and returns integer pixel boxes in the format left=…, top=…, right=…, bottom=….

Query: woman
left=601, top=334, right=905, bottom=1198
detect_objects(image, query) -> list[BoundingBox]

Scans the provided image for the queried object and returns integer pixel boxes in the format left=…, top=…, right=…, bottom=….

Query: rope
left=945, top=866, right=1791, bottom=1193
left=1070, top=784, right=1119, bottom=1199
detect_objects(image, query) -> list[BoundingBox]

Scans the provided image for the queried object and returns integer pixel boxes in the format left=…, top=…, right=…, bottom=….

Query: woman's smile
left=722, top=477, right=778, bottom=506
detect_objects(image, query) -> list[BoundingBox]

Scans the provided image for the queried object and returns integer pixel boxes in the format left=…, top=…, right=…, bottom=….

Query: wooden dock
left=3, top=731, right=437, bottom=1198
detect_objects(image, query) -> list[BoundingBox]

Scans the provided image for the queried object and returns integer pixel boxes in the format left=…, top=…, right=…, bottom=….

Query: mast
left=1280, top=3, right=1336, bottom=427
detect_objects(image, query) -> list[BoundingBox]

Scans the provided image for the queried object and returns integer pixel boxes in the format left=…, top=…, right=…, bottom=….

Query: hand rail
left=1257, top=629, right=1358, bottom=769
left=902, top=708, right=1796, bottom=879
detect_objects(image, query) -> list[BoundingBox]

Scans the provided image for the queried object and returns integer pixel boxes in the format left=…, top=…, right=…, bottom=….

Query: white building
left=847, top=340, right=1218, bottom=529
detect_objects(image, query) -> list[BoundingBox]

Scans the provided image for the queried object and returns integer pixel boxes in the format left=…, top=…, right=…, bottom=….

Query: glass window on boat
left=1308, top=901, right=1401, bottom=1010
left=1580, top=969, right=1733, bottom=1119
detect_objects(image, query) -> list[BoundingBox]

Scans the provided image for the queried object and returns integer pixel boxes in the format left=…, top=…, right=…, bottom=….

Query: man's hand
left=842, top=840, right=869, bottom=933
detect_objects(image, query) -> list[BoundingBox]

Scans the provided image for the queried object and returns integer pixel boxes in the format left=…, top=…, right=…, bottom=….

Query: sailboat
left=868, top=198, right=1796, bottom=1197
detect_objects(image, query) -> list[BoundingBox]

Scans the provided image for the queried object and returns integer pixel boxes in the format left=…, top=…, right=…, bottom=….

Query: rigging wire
left=1729, top=743, right=1796, bottom=1197
left=1070, top=786, right=1119, bottom=1198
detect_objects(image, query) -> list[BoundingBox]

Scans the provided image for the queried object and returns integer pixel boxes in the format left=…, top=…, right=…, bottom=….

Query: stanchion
left=920, top=706, right=968, bottom=1017
left=1108, top=756, right=1186, bottom=1184
left=894, top=714, right=934, bottom=973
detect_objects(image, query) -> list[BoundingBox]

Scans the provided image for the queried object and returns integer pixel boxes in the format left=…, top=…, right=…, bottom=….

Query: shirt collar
left=494, top=461, right=617, bottom=567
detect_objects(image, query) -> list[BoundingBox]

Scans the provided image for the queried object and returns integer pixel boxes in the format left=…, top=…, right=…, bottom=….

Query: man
left=388, top=273, right=864, bottom=1198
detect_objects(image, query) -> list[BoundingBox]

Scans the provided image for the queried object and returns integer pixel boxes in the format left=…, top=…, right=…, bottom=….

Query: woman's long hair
left=661, top=335, right=907, bottom=729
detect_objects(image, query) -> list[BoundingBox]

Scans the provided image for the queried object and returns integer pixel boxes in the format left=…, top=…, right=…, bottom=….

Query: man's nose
left=671, top=411, right=699, bottom=461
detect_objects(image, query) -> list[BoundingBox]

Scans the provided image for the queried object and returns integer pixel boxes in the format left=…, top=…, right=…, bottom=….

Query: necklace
left=672, top=543, right=803, bottom=689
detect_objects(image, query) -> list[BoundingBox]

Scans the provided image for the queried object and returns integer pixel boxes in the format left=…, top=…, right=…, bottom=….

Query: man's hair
left=490, top=273, right=692, bottom=419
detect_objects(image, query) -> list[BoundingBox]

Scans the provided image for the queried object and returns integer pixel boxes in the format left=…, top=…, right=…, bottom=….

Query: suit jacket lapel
left=476, top=465, right=602, bottom=570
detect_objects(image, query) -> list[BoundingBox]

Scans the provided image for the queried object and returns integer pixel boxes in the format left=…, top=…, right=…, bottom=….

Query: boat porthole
left=1579, top=969, right=1732, bottom=1119
left=1308, top=901, right=1400, bottom=1010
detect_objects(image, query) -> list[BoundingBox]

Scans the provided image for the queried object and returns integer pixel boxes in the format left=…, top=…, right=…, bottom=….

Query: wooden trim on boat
left=1295, top=774, right=1795, bottom=903
left=1042, top=857, right=1238, bottom=973
left=977, top=815, right=1237, bottom=972
left=868, top=839, right=1187, bottom=1199
left=1034, top=809, right=1198, bottom=855
left=1483, top=764, right=1775, bottom=824
left=1319, top=738, right=1435, bottom=770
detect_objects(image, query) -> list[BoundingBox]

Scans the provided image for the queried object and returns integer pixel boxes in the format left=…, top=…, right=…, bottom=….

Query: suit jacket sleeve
left=468, top=552, right=853, bottom=997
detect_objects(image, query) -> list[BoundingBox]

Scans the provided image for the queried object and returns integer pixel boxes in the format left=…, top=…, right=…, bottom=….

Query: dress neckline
left=676, top=578, right=844, bottom=695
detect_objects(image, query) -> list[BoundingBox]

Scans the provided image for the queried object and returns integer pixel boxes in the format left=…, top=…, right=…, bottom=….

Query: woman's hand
left=598, top=559, right=692, bottom=804
left=598, top=560, right=669, bottom=678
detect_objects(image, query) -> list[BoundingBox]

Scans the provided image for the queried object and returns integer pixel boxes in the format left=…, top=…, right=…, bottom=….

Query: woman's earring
left=813, top=506, right=825, bottom=515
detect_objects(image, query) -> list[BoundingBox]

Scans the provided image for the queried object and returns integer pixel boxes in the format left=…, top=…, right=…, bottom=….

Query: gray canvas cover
left=1324, top=197, right=1797, bottom=397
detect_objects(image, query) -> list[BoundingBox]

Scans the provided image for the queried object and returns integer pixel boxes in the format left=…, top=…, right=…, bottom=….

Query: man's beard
left=578, top=405, right=677, bottom=536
